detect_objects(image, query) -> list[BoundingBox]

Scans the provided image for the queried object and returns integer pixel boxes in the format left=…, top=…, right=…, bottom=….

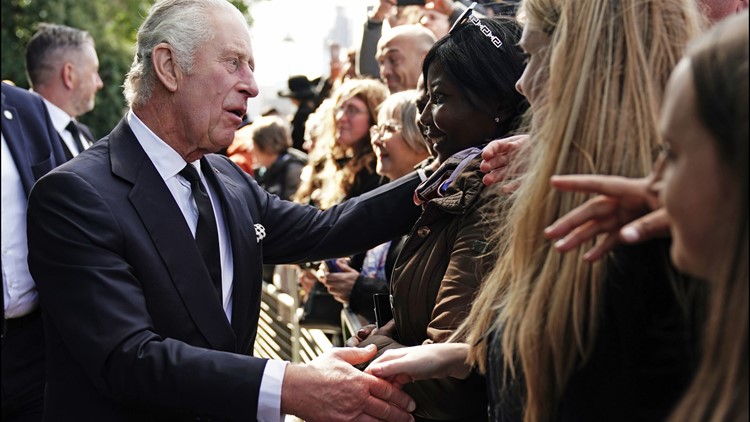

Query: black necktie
left=65, top=121, right=86, bottom=155
left=179, top=164, right=223, bottom=300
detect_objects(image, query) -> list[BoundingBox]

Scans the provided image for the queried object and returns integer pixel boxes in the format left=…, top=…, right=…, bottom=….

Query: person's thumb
left=620, top=208, right=670, bottom=244
left=334, top=344, right=378, bottom=365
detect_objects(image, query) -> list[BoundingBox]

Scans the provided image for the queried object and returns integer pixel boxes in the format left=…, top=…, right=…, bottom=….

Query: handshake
left=289, top=325, right=473, bottom=422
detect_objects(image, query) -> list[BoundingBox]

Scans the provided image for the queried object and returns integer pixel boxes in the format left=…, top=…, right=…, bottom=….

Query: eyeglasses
left=335, top=104, right=369, bottom=118
left=370, top=123, right=402, bottom=141
left=448, top=2, right=504, bottom=49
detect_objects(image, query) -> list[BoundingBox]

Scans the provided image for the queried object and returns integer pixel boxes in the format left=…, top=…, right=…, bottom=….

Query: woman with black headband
left=352, top=5, right=527, bottom=421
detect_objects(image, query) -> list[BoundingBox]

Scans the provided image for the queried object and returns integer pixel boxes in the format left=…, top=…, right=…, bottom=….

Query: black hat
left=278, top=75, right=316, bottom=100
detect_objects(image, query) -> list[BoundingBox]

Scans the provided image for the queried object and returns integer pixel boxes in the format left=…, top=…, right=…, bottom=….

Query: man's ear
left=152, top=43, right=180, bottom=93
left=61, top=62, right=75, bottom=90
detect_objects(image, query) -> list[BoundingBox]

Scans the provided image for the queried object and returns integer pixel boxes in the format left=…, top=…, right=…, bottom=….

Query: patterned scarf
left=413, top=146, right=484, bottom=206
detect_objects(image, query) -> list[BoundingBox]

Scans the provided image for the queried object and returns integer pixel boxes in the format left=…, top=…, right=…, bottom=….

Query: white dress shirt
left=127, top=111, right=287, bottom=422
left=1, top=135, right=38, bottom=318
left=42, top=98, right=89, bottom=156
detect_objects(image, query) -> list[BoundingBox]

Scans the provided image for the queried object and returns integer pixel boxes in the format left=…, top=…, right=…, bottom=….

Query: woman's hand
left=480, top=134, right=529, bottom=188
left=346, top=320, right=397, bottom=347
left=365, top=343, right=472, bottom=387
left=545, top=174, right=670, bottom=261
left=346, top=324, right=376, bottom=347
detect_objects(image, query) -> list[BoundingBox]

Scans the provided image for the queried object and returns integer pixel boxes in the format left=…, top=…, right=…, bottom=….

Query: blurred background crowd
left=2, top=0, right=748, bottom=421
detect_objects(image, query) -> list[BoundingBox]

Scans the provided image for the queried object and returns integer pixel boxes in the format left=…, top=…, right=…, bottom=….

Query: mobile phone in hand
left=373, top=293, right=394, bottom=329
left=324, top=259, right=342, bottom=273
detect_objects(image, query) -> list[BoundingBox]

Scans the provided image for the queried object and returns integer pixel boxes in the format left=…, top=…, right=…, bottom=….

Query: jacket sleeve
left=360, top=188, right=497, bottom=420
left=358, top=19, right=382, bottom=79
left=426, top=192, right=497, bottom=343
left=27, top=170, right=266, bottom=420
left=225, top=158, right=422, bottom=265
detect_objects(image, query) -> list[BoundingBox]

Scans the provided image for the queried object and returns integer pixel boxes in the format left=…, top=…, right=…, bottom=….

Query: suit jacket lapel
left=202, top=158, right=262, bottom=354
left=109, top=118, right=236, bottom=352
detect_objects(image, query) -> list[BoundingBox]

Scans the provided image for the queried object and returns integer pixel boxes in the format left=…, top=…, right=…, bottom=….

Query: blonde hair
left=292, top=99, right=334, bottom=205
left=298, top=78, right=388, bottom=209
left=459, top=1, right=703, bottom=421
left=669, top=11, right=749, bottom=422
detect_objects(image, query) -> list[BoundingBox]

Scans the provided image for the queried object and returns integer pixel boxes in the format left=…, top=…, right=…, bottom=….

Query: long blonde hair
left=669, top=11, right=749, bottom=422
left=316, top=78, right=388, bottom=209
left=460, top=1, right=702, bottom=421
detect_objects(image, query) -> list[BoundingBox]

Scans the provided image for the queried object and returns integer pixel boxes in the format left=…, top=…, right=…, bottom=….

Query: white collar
left=127, top=110, right=199, bottom=182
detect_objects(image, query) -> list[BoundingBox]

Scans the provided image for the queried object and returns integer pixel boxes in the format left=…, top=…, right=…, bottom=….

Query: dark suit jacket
left=1, top=82, right=67, bottom=196
left=26, top=116, right=422, bottom=421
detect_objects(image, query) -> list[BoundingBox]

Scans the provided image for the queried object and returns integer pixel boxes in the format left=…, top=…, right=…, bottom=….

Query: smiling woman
left=354, top=14, right=527, bottom=422
left=307, top=78, right=389, bottom=210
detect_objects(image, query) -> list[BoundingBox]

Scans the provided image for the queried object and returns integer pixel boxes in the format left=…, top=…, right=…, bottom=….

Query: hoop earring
left=494, top=117, right=500, bottom=123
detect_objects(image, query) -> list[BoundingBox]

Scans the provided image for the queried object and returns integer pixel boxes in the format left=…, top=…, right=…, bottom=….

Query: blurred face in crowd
left=70, top=41, right=103, bottom=116
left=421, top=61, right=499, bottom=163
left=419, top=10, right=450, bottom=39
left=227, top=125, right=255, bottom=175
left=168, top=9, right=259, bottom=161
left=515, top=23, right=550, bottom=110
left=650, top=59, right=737, bottom=280
left=248, top=141, right=277, bottom=169
left=335, top=96, right=371, bottom=148
left=372, top=112, right=428, bottom=180
left=377, top=34, right=425, bottom=93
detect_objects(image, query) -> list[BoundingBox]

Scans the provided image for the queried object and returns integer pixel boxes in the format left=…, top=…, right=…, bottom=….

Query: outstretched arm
left=544, top=174, right=670, bottom=261
left=365, top=343, right=471, bottom=388
left=281, top=345, right=416, bottom=422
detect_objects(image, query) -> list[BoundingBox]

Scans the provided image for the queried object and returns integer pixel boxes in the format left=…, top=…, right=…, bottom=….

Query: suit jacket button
left=417, top=226, right=430, bottom=238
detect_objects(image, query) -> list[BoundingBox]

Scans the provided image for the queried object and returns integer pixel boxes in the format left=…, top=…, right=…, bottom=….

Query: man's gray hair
left=123, top=0, right=243, bottom=108
left=25, top=23, right=94, bottom=89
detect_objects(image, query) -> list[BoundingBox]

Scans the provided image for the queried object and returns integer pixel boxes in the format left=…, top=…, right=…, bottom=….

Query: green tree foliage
left=2, top=0, right=252, bottom=138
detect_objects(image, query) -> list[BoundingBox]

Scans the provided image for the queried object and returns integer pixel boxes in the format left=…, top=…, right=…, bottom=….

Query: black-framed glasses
left=447, top=1, right=504, bottom=49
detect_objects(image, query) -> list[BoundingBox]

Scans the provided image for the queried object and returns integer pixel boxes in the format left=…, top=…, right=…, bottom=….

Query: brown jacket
left=361, top=156, right=499, bottom=421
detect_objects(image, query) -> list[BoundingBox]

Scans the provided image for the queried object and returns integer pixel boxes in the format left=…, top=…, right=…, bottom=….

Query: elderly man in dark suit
left=26, top=0, right=420, bottom=421
left=2, top=82, right=67, bottom=421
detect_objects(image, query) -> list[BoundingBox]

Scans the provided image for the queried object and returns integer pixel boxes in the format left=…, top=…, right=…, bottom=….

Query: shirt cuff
left=257, top=359, right=289, bottom=422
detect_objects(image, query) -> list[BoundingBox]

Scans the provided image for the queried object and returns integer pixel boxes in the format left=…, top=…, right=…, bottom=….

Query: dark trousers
left=1, top=309, right=44, bottom=422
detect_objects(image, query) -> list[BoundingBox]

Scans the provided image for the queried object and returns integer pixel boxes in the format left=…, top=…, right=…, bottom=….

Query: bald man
left=376, top=24, right=436, bottom=93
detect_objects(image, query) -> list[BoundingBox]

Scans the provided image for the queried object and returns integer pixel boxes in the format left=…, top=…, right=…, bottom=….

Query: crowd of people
left=1, top=0, right=747, bottom=421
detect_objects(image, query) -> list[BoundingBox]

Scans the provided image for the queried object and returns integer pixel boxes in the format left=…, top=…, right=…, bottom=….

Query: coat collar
left=109, top=118, right=244, bottom=352
left=426, top=155, right=486, bottom=214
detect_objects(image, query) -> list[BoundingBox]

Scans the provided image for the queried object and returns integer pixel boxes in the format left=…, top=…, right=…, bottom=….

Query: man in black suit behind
left=26, top=0, right=420, bottom=420
left=1, top=82, right=67, bottom=421
left=25, top=23, right=103, bottom=159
